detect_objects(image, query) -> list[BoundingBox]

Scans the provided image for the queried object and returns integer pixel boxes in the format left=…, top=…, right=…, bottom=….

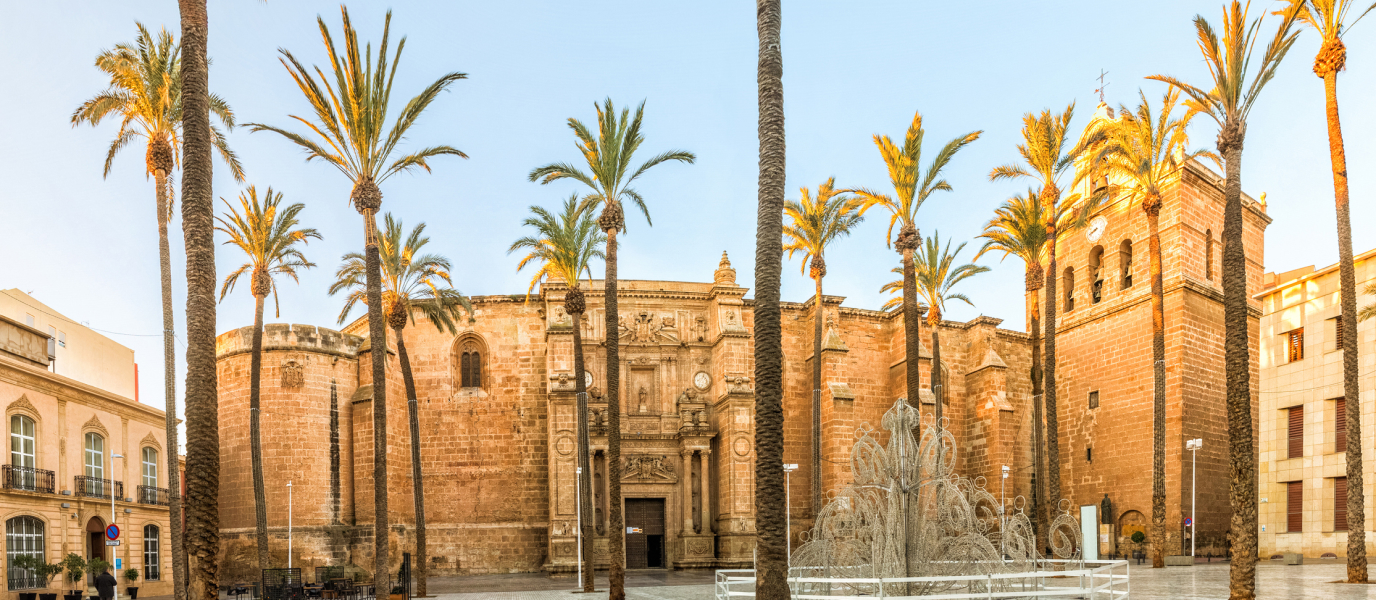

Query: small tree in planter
left=122, top=568, right=139, bottom=599
left=59, top=554, right=86, bottom=600
left=1131, top=530, right=1147, bottom=560
left=13, top=555, right=63, bottom=600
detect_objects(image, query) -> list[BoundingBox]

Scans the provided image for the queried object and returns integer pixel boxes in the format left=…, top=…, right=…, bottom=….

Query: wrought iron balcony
left=7, top=568, right=44, bottom=591
left=74, top=476, right=123, bottom=500
left=137, top=484, right=170, bottom=506
left=2, top=465, right=54, bottom=494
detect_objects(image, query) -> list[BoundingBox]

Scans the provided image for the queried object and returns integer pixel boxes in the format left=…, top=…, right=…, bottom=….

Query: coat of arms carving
left=622, top=455, right=676, bottom=480
left=281, top=360, right=305, bottom=389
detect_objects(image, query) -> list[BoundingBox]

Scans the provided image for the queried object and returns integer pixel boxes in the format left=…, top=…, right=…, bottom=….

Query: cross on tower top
left=1095, top=69, right=1110, bottom=104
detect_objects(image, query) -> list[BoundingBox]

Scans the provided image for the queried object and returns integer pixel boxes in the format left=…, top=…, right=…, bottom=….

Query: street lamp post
left=1185, top=439, right=1202, bottom=557
left=783, top=464, right=798, bottom=573
left=112, top=453, right=124, bottom=600
left=1000, top=465, right=1009, bottom=559
left=287, top=481, right=294, bottom=569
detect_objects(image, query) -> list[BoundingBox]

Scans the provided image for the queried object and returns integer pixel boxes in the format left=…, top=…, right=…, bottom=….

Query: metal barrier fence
left=714, top=559, right=1130, bottom=599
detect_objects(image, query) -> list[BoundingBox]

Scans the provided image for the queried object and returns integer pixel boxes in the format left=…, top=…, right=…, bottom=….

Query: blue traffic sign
left=1183, top=517, right=1193, bottom=527
left=106, top=524, right=120, bottom=540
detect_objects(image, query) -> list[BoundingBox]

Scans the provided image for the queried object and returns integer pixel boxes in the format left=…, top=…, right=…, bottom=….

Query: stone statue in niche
left=637, top=386, right=648, bottom=413
left=618, top=314, right=631, bottom=339
left=281, top=360, right=305, bottom=389
left=692, top=316, right=707, bottom=341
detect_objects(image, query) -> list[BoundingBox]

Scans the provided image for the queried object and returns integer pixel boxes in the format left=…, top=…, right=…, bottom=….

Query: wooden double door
left=625, top=498, right=666, bottom=569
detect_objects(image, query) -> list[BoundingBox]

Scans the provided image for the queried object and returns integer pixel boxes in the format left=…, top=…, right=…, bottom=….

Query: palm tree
left=782, top=179, right=865, bottom=517
left=852, top=113, right=981, bottom=424
left=248, top=8, right=467, bottom=592
left=912, top=234, right=990, bottom=405
left=215, top=187, right=320, bottom=573
left=1150, top=4, right=1299, bottom=594
left=989, top=104, right=1104, bottom=532
left=1089, top=89, right=1214, bottom=568
left=528, top=100, right=693, bottom=600
left=73, top=22, right=244, bottom=600
left=510, top=196, right=606, bottom=592
left=975, top=188, right=1050, bottom=548
left=753, top=1, right=786, bottom=596
left=329, top=214, right=471, bottom=596
left=1280, top=0, right=1374, bottom=581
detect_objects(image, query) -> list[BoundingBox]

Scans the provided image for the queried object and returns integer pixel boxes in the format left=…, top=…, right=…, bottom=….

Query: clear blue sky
left=1, top=1, right=1371, bottom=423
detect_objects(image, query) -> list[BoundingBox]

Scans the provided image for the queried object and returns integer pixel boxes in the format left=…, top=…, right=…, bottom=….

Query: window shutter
left=1288, top=328, right=1305, bottom=362
left=1288, top=406, right=1304, bottom=459
left=1336, top=398, right=1346, bottom=453
left=1287, top=481, right=1303, bottom=533
left=1335, top=317, right=1345, bottom=352
left=1335, top=477, right=1348, bottom=531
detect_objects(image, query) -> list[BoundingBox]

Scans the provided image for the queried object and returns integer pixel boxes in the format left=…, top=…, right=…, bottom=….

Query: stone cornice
left=0, top=354, right=169, bottom=426
left=1055, top=277, right=1259, bottom=336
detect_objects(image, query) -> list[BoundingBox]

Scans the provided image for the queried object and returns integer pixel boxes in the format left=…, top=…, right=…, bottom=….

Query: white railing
left=715, top=559, right=1130, bottom=599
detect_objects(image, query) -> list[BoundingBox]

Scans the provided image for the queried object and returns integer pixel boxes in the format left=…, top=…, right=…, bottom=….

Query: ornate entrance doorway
left=85, top=516, right=106, bottom=562
left=625, top=498, right=665, bottom=568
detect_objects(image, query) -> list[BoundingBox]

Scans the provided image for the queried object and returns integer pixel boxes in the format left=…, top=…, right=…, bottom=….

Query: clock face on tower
left=694, top=371, right=711, bottom=390
left=1085, top=215, right=1108, bottom=243
left=585, top=370, right=594, bottom=389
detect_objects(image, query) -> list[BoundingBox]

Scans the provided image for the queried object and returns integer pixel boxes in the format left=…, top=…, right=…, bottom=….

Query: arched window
left=6, top=516, right=44, bottom=590
left=142, top=524, right=160, bottom=581
left=1205, top=229, right=1214, bottom=281
left=141, top=447, right=158, bottom=488
left=1064, top=267, right=1076, bottom=313
left=1089, top=246, right=1105, bottom=304
left=1120, top=240, right=1134, bottom=289
left=83, top=433, right=103, bottom=479
left=453, top=336, right=486, bottom=390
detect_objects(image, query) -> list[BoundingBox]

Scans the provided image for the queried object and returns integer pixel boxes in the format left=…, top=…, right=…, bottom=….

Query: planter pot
left=40, top=593, right=58, bottom=600
left=20, top=592, right=37, bottom=600
left=126, top=588, right=138, bottom=599
left=389, top=594, right=405, bottom=600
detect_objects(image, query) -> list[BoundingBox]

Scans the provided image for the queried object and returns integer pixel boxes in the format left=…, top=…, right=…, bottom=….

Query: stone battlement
left=215, top=323, right=364, bottom=359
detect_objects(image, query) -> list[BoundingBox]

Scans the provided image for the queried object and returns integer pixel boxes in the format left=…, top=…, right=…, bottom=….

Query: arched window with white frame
left=9, top=415, right=35, bottom=491
left=5, top=516, right=44, bottom=590
left=143, top=524, right=160, bottom=581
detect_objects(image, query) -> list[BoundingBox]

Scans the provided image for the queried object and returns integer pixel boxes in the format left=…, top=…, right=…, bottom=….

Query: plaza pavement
left=419, top=559, right=1376, bottom=599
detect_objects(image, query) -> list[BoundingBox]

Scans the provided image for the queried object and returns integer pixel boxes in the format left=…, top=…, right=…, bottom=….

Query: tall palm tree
left=73, top=20, right=244, bottom=600
left=852, top=113, right=981, bottom=424
left=1089, top=89, right=1214, bottom=568
left=1150, top=4, right=1299, bottom=594
left=989, top=105, right=1103, bottom=534
left=248, top=8, right=467, bottom=592
left=329, top=214, right=471, bottom=597
left=912, top=234, right=990, bottom=401
left=215, top=187, right=320, bottom=573
left=510, top=196, right=605, bottom=592
left=528, top=99, right=692, bottom=599
left=1280, top=0, right=1375, bottom=581
left=753, top=0, right=786, bottom=596
left=782, top=178, right=865, bottom=517
left=975, top=188, right=1050, bottom=548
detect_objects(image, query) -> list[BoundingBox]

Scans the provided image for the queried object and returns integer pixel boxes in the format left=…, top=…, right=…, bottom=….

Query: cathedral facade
left=213, top=156, right=1266, bottom=576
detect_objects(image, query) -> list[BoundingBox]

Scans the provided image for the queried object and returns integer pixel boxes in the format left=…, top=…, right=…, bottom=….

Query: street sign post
left=105, top=540, right=120, bottom=546
left=106, top=524, right=120, bottom=540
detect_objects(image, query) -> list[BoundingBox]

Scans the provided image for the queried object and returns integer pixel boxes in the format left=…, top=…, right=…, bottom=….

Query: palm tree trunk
left=1028, top=284, right=1046, bottom=553
left=1043, top=231, right=1061, bottom=525
left=931, top=327, right=942, bottom=423
left=604, top=227, right=625, bottom=600
left=395, top=327, right=427, bottom=597
left=251, top=294, right=270, bottom=572
left=177, top=1, right=220, bottom=598
left=571, top=306, right=594, bottom=593
left=364, top=221, right=391, bottom=600
left=154, top=169, right=187, bottom=600
left=1147, top=206, right=1166, bottom=569
left=754, top=0, right=788, bottom=597
left=811, top=275, right=823, bottom=517
left=902, top=249, right=921, bottom=415
left=1323, top=68, right=1366, bottom=583
left=1218, top=121, right=1256, bottom=600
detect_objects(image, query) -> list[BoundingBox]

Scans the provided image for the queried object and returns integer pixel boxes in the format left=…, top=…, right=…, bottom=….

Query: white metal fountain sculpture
left=788, top=398, right=1085, bottom=598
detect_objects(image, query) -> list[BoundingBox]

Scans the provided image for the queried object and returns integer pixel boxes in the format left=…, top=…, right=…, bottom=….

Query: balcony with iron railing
left=74, top=476, right=123, bottom=500
left=2, top=465, right=55, bottom=494
left=138, top=484, right=169, bottom=506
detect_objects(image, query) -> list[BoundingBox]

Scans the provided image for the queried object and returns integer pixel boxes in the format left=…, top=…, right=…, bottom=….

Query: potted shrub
left=122, top=568, right=139, bottom=600
left=86, top=558, right=110, bottom=600
left=59, top=554, right=86, bottom=600
left=12, top=555, right=41, bottom=600
left=35, top=557, right=63, bottom=600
